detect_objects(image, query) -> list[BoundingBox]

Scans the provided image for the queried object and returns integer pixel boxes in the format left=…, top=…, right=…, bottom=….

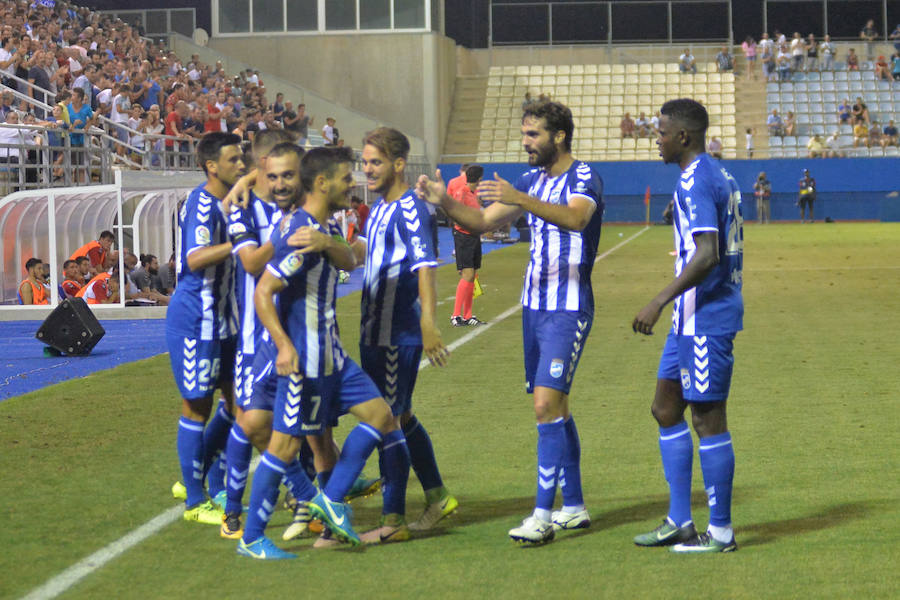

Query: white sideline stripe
left=24, top=226, right=649, bottom=600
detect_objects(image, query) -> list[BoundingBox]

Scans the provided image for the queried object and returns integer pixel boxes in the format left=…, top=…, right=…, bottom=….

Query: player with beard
left=352, top=127, right=454, bottom=543
left=417, top=100, right=604, bottom=545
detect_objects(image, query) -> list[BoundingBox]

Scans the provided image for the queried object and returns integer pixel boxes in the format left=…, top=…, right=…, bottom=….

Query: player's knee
left=268, top=432, right=301, bottom=462
left=182, top=397, right=213, bottom=421
left=650, top=401, right=681, bottom=427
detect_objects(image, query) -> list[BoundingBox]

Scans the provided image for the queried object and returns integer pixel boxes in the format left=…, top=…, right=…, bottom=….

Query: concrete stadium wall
left=209, top=32, right=457, bottom=164
left=437, top=158, right=900, bottom=223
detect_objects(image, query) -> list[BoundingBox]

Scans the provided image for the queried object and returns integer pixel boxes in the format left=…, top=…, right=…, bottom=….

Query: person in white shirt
left=110, top=82, right=131, bottom=154
left=825, top=130, right=844, bottom=158
left=322, top=117, right=337, bottom=145
left=819, top=35, right=836, bottom=70
left=790, top=32, right=804, bottom=71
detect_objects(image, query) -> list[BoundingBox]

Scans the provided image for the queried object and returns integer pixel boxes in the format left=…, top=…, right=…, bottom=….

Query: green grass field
left=3, top=222, right=899, bottom=600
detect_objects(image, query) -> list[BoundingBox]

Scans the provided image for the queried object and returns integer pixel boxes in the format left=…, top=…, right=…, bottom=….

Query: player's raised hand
left=275, top=342, right=299, bottom=375
left=477, top=173, right=521, bottom=206
left=416, top=169, right=446, bottom=205
left=287, top=225, right=330, bottom=254
left=632, top=299, right=664, bottom=335
left=421, top=322, right=449, bottom=367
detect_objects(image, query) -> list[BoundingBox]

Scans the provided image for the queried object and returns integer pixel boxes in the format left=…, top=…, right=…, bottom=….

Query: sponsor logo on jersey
left=195, top=225, right=210, bottom=245
left=228, top=222, right=247, bottom=235
left=549, top=359, right=564, bottom=379
left=279, top=251, right=304, bottom=276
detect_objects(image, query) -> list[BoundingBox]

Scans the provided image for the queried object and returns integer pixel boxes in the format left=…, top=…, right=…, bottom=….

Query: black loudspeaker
left=35, top=297, right=106, bottom=355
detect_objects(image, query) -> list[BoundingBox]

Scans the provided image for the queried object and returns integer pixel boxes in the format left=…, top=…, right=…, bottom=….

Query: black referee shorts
left=453, top=229, right=482, bottom=271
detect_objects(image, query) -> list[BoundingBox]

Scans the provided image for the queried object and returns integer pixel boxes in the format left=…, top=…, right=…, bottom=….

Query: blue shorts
left=166, top=332, right=236, bottom=400
left=360, top=344, right=422, bottom=416
left=522, top=308, right=592, bottom=395
left=245, top=350, right=276, bottom=412
left=234, top=350, right=254, bottom=405
left=272, top=358, right=381, bottom=437
left=657, top=332, right=736, bottom=402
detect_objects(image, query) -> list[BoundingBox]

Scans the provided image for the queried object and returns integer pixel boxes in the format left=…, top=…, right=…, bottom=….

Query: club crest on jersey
left=410, top=236, right=426, bottom=259
left=680, top=368, right=691, bottom=390
left=549, top=359, right=564, bottom=379
left=279, top=251, right=304, bottom=275
left=194, top=225, right=210, bottom=245
left=228, top=222, right=247, bottom=235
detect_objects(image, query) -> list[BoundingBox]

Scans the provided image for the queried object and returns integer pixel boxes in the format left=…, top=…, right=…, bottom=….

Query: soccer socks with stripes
left=535, top=418, right=566, bottom=515
left=402, top=415, right=445, bottom=499
left=224, top=424, right=252, bottom=515
left=242, top=452, right=287, bottom=543
left=283, top=459, right=317, bottom=503
left=560, top=416, right=584, bottom=510
left=177, top=417, right=206, bottom=507
left=379, top=430, right=411, bottom=516
left=454, top=279, right=474, bottom=319
left=317, top=470, right=332, bottom=488
left=659, top=421, right=694, bottom=527
left=699, top=431, right=735, bottom=541
left=207, top=455, right=226, bottom=498
left=322, top=423, right=382, bottom=503
left=202, top=400, right=234, bottom=478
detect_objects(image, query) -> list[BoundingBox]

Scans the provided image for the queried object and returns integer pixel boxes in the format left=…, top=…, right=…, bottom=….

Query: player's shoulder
left=570, top=160, right=602, bottom=193
left=398, top=189, right=425, bottom=210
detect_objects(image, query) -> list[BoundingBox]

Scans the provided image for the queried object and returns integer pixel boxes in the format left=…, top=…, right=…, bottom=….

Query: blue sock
left=323, top=424, right=382, bottom=502
left=560, top=416, right=584, bottom=507
left=402, top=416, right=444, bottom=493
left=535, top=419, right=566, bottom=511
left=225, top=424, right=252, bottom=515
left=243, top=452, right=287, bottom=543
left=177, top=417, right=206, bottom=507
left=659, top=421, right=694, bottom=527
left=317, top=470, right=332, bottom=488
left=380, top=430, right=411, bottom=516
left=283, top=459, right=317, bottom=502
left=699, top=432, right=734, bottom=528
left=202, top=400, right=234, bottom=479
left=208, top=454, right=226, bottom=498
left=299, top=438, right=317, bottom=481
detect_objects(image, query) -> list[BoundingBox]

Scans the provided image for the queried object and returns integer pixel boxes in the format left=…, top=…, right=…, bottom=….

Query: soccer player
left=355, top=127, right=455, bottom=542
left=60, top=260, right=84, bottom=298
left=632, top=98, right=743, bottom=553
left=166, top=132, right=244, bottom=525
left=69, top=230, right=115, bottom=277
left=238, top=146, right=405, bottom=559
left=17, top=258, right=49, bottom=305
left=417, top=100, right=603, bottom=544
left=450, top=164, right=486, bottom=327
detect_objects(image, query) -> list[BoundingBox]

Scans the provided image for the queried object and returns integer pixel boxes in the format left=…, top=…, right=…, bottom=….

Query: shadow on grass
left=738, top=499, right=892, bottom=547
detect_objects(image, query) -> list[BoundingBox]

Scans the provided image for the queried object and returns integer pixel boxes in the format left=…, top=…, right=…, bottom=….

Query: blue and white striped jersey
left=670, top=153, right=744, bottom=336
left=167, top=184, right=237, bottom=340
left=228, top=190, right=282, bottom=356
left=266, top=208, right=346, bottom=379
left=514, top=160, right=604, bottom=313
left=360, top=189, right=438, bottom=346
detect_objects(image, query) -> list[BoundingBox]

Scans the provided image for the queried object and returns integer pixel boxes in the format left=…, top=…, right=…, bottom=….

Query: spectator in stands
left=110, top=81, right=131, bottom=157
left=0, top=91, right=15, bottom=121
left=753, top=172, right=771, bottom=224
left=891, top=24, right=900, bottom=52
left=745, top=127, right=754, bottom=158
left=874, top=55, right=891, bottom=81
left=262, top=109, right=280, bottom=132
left=715, top=45, right=734, bottom=73
left=164, top=100, right=189, bottom=166
left=351, top=195, right=369, bottom=235
left=678, top=48, right=696, bottom=74
left=784, top=111, right=797, bottom=136
left=0, top=111, right=25, bottom=171
left=790, top=32, right=805, bottom=71
left=868, top=121, right=883, bottom=148
left=61, top=259, right=83, bottom=298
left=156, top=252, right=176, bottom=295
left=776, top=43, right=792, bottom=81
left=322, top=116, right=337, bottom=145
left=131, top=253, right=170, bottom=305
left=17, top=257, right=48, bottom=305
left=837, top=98, right=852, bottom=124
left=142, top=104, right=163, bottom=166
left=69, top=230, right=115, bottom=276
left=0, top=37, right=23, bottom=89
left=285, top=102, right=312, bottom=146
left=851, top=96, right=870, bottom=125
left=860, top=19, right=877, bottom=61
left=620, top=112, right=637, bottom=139
left=708, top=136, right=723, bottom=159
left=741, top=37, right=757, bottom=80
left=825, top=130, right=845, bottom=157
left=892, top=52, right=900, bottom=80
left=804, top=34, right=819, bottom=72
left=853, top=120, right=870, bottom=147
left=271, top=92, right=284, bottom=123
left=761, top=39, right=777, bottom=81
left=807, top=134, right=825, bottom=158
left=650, top=110, right=661, bottom=136
left=883, top=120, right=899, bottom=147
left=67, top=87, right=93, bottom=183
left=819, top=35, right=836, bottom=70
left=636, top=112, right=652, bottom=138
left=846, top=48, right=859, bottom=70
left=767, top=109, right=784, bottom=137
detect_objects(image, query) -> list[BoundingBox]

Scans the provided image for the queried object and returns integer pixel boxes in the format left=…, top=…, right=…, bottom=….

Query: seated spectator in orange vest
left=69, top=230, right=116, bottom=276
left=60, top=259, right=84, bottom=298
left=18, top=257, right=49, bottom=305
left=76, top=269, right=120, bottom=305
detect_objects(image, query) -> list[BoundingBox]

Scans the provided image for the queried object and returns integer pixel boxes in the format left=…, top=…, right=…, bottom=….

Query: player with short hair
left=238, top=146, right=404, bottom=559
left=418, top=100, right=603, bottom=544
left=61, top=259, right=83, bottom=298
left=69, top=230, right=116, bottom=276
left=18, top=257, right=49, bottom=305
left=355, top=127, right=455, bottom=542
left=632, top=98, right=743, bottom=553
left=166, top=132, right=244, bottom=525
